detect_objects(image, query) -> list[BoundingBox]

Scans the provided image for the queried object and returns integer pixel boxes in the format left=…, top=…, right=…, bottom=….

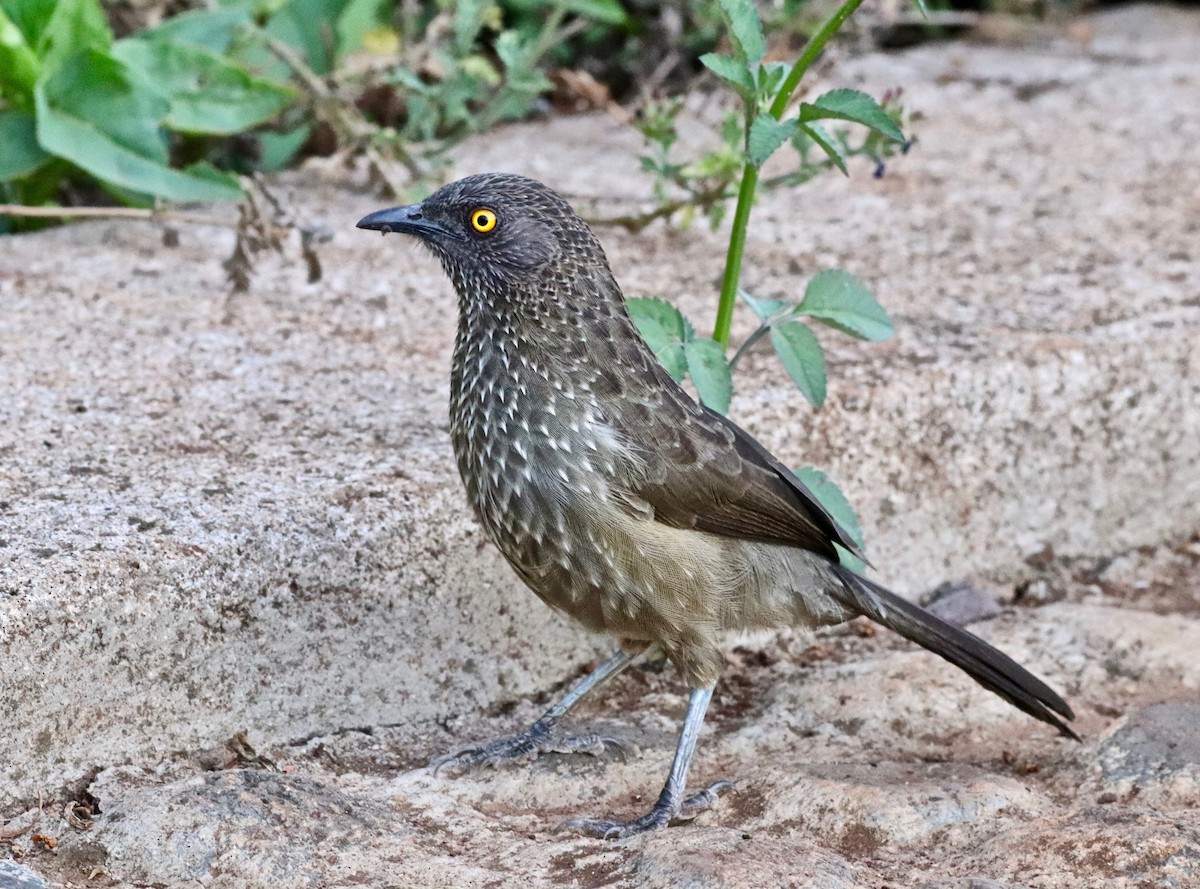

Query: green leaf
left=549, top=0, right=628, bottom=25
left=135, top=7, right=251, bottom=53
left=738, top=289, right=789, bottom=322
left=451, top=0, right=487, bottom=54
left=683, top=337, right=732, bottom=414
left=628, top=296, right=688, bottom=382
left=264, top=0, right=350, bottom=75
left=800, top=89, right=905, bottom=143
left=770, top=319, right=826, bottom=407
left=34, top=49, right=242, bottom=201
left=756, top=60, right=788, bottom=97
left=797, top=269, right=893, bottom=341
left=35, top=0, right=111, bottom=75
left=699, top=52, right=754, bottom=100
left=1, top=0, right=55, bottom=49
left=0, top=109, right=50, bottom=179
left=791, top=466, right=866, bottom=558
left=0, top=7, right=41, bottom=103
left=798, top=121, right=846, bottom=175
left=718, top=0, right=766, bottom=65
left=113, top=38, right=294, bottom=135
left=747, top=113, right=796, bottom=167
left=256, top=123, right=310, bottom=171
left=494, top=28, right=538, bottom=74
left=335, top=0, right=386, bottom=56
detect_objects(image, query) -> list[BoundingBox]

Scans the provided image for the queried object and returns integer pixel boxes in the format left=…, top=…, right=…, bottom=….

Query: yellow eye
left=470, top=208, right=497, bottom=233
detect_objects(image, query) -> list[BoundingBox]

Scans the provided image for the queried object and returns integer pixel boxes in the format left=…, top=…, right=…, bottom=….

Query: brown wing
left=573, top=270, right=866, bottom=565
left=597, top=347, right=866, bottom=564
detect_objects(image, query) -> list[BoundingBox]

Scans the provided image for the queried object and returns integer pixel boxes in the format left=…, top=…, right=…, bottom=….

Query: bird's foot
left=431, top=718, right=625, bottom=775
left=560, top=780, right=734, bottom=840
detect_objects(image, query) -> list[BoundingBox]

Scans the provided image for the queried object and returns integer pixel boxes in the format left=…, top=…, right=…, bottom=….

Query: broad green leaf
left=223, top=0, right=290, bottom=18
left=798, top=121, right=846, bottom=175
left=800, top=89, right=904, bottom=143
left=718, top=0, right=765, bottom=65
left=683, top=337, right=732, bottom=414
left=550, top=0, right=628, bottom=25
left=628, top=296, right=688, bottom=382
left=264, top=0, right=350, bottom=75
left=135, top=7, right=251, bottom=53
left=113, top=38, right=294, bottom=135
left=747, top=113, right=796, bottom=167
left=256, top=123, right=310, bottom=171
left=738, top=289, right=789, bottom=322
left=40, top=48, right=168, bottom=159
left=798, top=269, right=893, bottom=341
left=0, top=109, right=49, bottom=179
left=35, top=49, right=242, bottom=200
left=0, top=8, right=40, bottom=102
left=36, top=0, right=111, bottom=75
left=699, top=52, right=754, bottom=100
left=791, top=466, right=866, bottom=558
left=770, top=319, right=826, bottom=407
left=1, top=0, right=56, bottom=48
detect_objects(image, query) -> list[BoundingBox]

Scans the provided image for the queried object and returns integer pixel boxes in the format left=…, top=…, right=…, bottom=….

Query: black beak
left=356, top=203, right=451, bottom=239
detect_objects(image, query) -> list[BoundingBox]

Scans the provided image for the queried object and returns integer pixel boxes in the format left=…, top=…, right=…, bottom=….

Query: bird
left=356, top=172, right=1077, bottom=839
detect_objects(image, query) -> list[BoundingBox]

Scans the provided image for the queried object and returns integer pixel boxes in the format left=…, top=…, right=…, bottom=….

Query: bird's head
left=357, top=173, right=606, bottom=296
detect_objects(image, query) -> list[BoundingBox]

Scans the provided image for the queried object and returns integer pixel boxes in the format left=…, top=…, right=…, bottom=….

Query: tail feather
left=831, top=565, right=1078, bottom=740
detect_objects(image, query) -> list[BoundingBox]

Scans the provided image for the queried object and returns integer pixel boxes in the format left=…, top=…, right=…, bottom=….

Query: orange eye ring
left=471, top=208, right=497, bottom=233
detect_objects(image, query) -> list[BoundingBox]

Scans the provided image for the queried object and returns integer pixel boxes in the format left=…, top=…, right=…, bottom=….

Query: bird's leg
left=431, top=646, right=645, bottom=774
left=562, top=684, right=731, bottom=839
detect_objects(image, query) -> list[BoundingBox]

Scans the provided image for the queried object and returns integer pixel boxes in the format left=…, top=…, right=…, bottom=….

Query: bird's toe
left=430, top=724, right=625, bottom=775
left=679, top=779, right=735, bottom=818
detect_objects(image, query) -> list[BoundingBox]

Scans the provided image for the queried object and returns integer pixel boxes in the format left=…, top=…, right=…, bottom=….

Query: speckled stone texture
left=2, top=4, right=1199, bottom=887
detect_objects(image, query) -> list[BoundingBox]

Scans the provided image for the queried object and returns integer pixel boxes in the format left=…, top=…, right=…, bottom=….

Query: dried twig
left=583, top=183, right=733, bottom=232
left=0, top=204, right=233, bottom=227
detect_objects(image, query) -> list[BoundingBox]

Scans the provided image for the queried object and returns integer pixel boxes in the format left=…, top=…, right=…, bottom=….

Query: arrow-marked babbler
left=357, top=173, right=1076, bottom=839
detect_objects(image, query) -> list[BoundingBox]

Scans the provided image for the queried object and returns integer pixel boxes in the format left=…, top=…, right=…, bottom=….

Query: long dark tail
left=831, top=565, right=1078, bottom=740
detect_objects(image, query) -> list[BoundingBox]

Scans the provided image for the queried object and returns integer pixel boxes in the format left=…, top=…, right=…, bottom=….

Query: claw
left=557, top=778, right=733, bottom=839
left=558, top=808, right=673, bottom=840
left=680, top=779, right=735, bottom=818
left=596, top=735, right=629, bottom=762
left=430, top=723, right=625, bottom=775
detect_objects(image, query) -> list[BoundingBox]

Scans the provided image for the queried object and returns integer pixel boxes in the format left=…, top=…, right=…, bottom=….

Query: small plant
left=0, top=0, right=629, bottom=222
left=367, top=0, right=628, bottom=179
left=625, top=0, right=918, bottom=559
left=627, top=87, right=908, bottom=232
left=0, top=0, right=298, bottom=211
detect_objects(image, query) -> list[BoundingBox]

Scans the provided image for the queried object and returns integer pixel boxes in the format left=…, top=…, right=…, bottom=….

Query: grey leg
left=431, top=646, right=645, bottom=774
left=562, top=684, right=732, bottom=839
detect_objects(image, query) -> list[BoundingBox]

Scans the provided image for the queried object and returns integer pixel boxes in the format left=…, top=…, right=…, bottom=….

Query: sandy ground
left=2, top=4, right=1199, bottom=887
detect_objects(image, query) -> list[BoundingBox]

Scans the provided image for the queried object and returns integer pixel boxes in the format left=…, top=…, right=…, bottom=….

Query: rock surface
left=0, top=860, right=49, bottom=889
left=2, top=4, right=1200, bottom=887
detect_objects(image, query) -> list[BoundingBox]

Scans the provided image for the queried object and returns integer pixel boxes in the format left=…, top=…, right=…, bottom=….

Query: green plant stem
left=712, top=167, right=757, bottom=346
left=711, top=0, right=869, bottom=349
left=727, top=322, right=770, bottom=372
left=768, top=0, right=868, bottom=120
